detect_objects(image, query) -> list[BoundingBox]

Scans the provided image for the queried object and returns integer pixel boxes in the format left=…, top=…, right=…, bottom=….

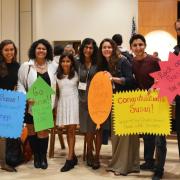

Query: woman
left=99, top=38, right=139, bottom=176
left=56, top=53, right=79, bottom=172
left=130, top=34, right=166, bottom=180
left=78, top=38, right=102, bottom=169
left=17, top=39, right=57, bottom=169
left=0, top=40, right=20, bottom=172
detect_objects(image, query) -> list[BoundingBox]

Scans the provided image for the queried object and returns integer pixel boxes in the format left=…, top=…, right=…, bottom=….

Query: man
left=112, top=34, right=133, bottom=64
left=151, top=18, right=180, bottom=180
left=173, top=19, right=180, bottom=159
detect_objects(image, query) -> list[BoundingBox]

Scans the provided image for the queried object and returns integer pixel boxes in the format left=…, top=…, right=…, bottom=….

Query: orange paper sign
left=88, top=72, right=112, bottom=129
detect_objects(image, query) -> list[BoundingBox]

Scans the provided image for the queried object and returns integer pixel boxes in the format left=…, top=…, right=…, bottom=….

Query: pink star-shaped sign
left=150, top=52, right=180, bottom=103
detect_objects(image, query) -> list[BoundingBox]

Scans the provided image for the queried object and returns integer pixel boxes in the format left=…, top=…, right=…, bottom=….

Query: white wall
left=20, top=0, right=32, bottom=61
left=0, top=0, right=19, bottom=47
left=33, top=0, right=138, bottom=50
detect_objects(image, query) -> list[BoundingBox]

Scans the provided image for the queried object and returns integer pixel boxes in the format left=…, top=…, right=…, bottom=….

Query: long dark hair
left=57, top=52, right=76, bottom=80
left=0, top=40, right=17, bottom=77
left=28, top=39, right=53, bottom=61
left=79, top=38, right=98, bottom=65
left=98, top=38, right=119, bottom=75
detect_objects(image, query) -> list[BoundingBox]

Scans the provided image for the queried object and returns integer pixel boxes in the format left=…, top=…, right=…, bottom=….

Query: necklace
left=35, top=62, right=47, bottom=73
left=35, top=62, right=47, bottom=69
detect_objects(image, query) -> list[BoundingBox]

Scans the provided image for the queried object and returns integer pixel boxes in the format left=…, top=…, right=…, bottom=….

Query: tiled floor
left=1, top=136, right=180, bottom=180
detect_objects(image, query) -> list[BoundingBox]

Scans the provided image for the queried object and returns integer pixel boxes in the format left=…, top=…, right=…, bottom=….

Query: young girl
left=56, top=52, right=79, bottom=172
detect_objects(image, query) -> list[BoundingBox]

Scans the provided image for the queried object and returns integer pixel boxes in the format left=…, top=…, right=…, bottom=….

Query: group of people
left=0, top=19, right=180, bottom=180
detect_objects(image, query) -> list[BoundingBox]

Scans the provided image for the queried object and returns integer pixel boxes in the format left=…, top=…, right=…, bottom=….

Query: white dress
left=56, top=72, right=79, bottom=126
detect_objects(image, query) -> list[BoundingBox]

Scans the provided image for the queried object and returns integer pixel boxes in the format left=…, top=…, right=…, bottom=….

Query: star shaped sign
left=150, top=52, right=180, bottom=103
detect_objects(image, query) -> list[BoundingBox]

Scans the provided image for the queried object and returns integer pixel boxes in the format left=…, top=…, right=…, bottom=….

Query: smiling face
left=61, top=56, right=72, bottom=74
left=35, top=43, right=47, bottom=60
left=130, top=38, right=146, bottom=59
left=2, top=43, right=15, bottom=63
left=101, top=41, right=113, bottom=61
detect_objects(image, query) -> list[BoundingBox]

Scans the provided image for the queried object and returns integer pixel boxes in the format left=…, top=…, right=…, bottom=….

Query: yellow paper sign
left=88, top=72, right=112, bottom=129
left=113, top=90, right=171, bottom=136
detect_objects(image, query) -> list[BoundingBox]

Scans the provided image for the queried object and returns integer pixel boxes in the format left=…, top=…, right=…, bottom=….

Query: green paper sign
left=26, top=77, right=55, bottom=132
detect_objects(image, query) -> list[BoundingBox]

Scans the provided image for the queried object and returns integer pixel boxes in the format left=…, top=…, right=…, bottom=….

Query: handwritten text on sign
left=0, top=89, right=26, bottom=138
left=26, top=77, right=55, bottom=132
left=113, top=90, right=170, bottom=136
left=151, top=52, right=180, bottom=103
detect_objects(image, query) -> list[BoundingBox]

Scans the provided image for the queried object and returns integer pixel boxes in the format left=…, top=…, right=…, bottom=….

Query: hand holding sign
left=26, top=77, right=55, bottom=132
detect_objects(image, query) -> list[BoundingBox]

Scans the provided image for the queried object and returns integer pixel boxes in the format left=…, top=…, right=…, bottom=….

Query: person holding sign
left=77, top=38, right=102, bottom=169
left=130, top=34, right=166, bottom=180
left=56, top=53, right=79, bottom=172
left=98, top=38, right=139, bottom=176
left=0, top=40, right=20, bottom=172
left=173, top=19, right=180, bottom=159
left=18, top=39, right=57, bottom=169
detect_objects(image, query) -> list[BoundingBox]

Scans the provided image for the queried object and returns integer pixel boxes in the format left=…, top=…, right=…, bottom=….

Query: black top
left=113, top=57, right=135, bottom=92
left=37, top=72, right=51, bottom=86
left=0, top=62, right=20, bottom=90
left=99, top=57, right=135, bottom=92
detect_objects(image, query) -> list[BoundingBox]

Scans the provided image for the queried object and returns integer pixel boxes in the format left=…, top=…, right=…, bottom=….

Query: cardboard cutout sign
left=88, top=72, right=112, bottom=129
left=151, top=52, right=180, bottom=103
left=26, top=77, right=55, bottom=132
left=0, top=89, right=26, bottom=138
left=113, top=90, right=171, bottom=136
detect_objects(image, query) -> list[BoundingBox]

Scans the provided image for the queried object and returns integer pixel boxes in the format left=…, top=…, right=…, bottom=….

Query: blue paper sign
left=0, top=89, right=26, bottom=138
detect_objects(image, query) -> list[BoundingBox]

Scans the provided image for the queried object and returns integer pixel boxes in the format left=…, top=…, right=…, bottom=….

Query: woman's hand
left=103, top=71, right=112, bottom=80
left=27, top=99, right=35, bottom=106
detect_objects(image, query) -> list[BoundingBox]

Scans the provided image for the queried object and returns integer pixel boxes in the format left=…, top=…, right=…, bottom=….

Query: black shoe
left=40, top=154, right=48, bottom=169
left=87, top=154, right=94, bottom=167
left=140, top=162, right=154, bottom=171
left=152, top=171, right=163, bottom=180
left=92, top=159, right=100, bottom=170
left=73, top=155, right=78, bottom=166
left=34, top=153, right=41, bottom=168
left=60, top=160, right=74, bottom=172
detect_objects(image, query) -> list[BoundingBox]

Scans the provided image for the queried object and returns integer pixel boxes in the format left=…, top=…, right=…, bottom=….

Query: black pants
left=154, top=136, right=167, bottom=174
left=143, top=135, right=155, bottom=163
left=175, top=96, right=180, bottom=157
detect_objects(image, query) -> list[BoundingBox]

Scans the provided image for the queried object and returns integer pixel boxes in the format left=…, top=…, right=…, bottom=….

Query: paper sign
left=88, top=72, right=112, bottom=129
left=151, top=52, right=180, bottom=103
left=0, top=89, right=26, bottom=138
left=113, top=90, right=171, bottom=136
left=26, top=77, right=55, bottom=132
